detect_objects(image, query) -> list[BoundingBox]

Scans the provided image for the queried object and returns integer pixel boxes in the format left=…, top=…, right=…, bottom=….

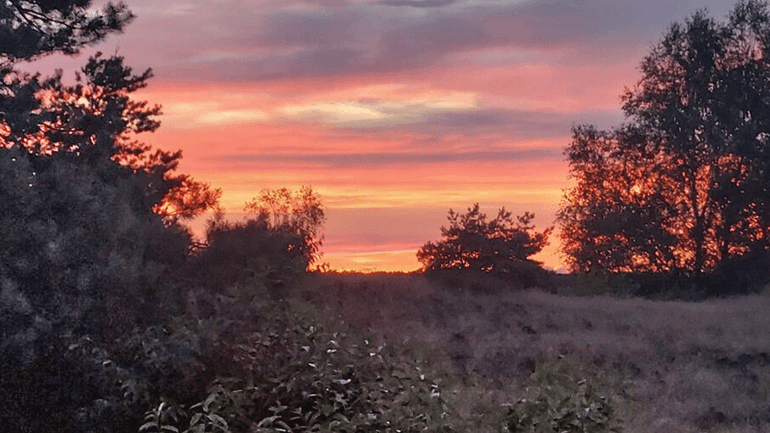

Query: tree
left=0, top=0, right=132, bottom=63
left=558, top=125, right=682, bottom=273
left=2, top=52, right=221, bottom=222
left=417, top=203, right=551, bottom=276
left=0, top=3, right=220, bottom=431
left=559, top=0, right=770, bottom=291
left=1, top=1, right=133, bottom=138
left=190, top=187, right=325, bottom=292
left=0, top=51, right=222, bottom=334
left=0, top=2, right=219, bottom=232
left=244, top=185, right=326, bottom=266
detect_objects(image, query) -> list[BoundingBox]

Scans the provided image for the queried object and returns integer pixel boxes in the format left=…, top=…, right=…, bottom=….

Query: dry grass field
left=294, top=272, right=770, bottom=433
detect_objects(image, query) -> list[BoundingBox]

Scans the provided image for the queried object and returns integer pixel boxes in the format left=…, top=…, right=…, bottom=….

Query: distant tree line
left=559, top=0, right=770, bottom=296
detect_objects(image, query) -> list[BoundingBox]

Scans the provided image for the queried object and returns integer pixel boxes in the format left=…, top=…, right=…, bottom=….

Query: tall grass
left=299, top=273, right=770, bottom=432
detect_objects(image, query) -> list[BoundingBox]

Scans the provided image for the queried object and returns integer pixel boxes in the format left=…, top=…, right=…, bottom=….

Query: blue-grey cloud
left=74, top=0, right=738, bottom=84
left=258, top=10, right=363, bottom=48
left=319, top=107, right=624, bottom=140
left=378, top=0, right=457, bottom=8
left=214, top=146, right=563, bottom=169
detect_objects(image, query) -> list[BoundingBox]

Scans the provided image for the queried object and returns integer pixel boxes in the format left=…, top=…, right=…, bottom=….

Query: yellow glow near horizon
left=140, top=75, right=578, bottom=274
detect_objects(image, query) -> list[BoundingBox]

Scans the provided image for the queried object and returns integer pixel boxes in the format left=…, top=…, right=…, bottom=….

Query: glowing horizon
left=29, top=0, right=737, bottom=273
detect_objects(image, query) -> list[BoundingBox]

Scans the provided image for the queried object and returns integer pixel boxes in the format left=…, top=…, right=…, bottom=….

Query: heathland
left=298, top=272, right=770, bottom=433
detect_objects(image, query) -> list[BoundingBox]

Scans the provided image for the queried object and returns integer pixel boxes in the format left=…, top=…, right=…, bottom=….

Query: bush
left=700, top=249, right=770, bottom=297
left=189, top=187, right=325, bottom=293
left=139, top=282, right=457, bottom=433
left=565, top=271, right=639, bottom=298
left=432, top=266, right=553, bottom=293
left=506, top=362, right=623, bottom=433
left=0, top=330, right=161, bottom=433
left=188, top=217, right=310, bottom=293
left=418, top=204, right=552, bottom=285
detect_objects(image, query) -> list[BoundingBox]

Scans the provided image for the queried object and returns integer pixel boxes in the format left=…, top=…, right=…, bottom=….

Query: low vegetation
left=305, top=272, right=770, bottom=433
left=3, top=2, right=770, bottom=433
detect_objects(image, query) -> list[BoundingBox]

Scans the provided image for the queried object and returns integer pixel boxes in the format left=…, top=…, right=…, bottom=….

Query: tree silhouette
left=0, top=4, right=220, bottom=431
left=559, top=0, right=770, bottom=292
left=0, top=0, right=132, bottom=63
left=245, top=186, right=326, bottom=266
left=1, top=1, right=133, bottom=140
left=190, top=187, right=325, bottom=293
left=2, top=52, right=221, bottom=223
left=418, top=203, right=551, bottom=276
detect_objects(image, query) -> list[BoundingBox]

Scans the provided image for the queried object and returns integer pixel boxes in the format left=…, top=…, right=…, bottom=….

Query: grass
left=290, top=272, right=770, bottom=433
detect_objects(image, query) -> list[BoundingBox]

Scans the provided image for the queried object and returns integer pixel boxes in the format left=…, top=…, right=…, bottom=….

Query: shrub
left=418, top=204, right=551, bottom=276
left=566, top=271, right=639, bottom=298
left=189, top=187, right=325, bottom=293
left=139, top=282, right=457, bottom=433
left=188, top=217, right=309, bottom=293
left=506, top=362, right=623, bottom=433
left=432, top=266, right=553, bottom=293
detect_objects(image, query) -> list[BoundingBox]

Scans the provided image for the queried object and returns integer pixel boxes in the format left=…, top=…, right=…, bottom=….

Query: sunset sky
left=34, top=0, right=734, bottom=272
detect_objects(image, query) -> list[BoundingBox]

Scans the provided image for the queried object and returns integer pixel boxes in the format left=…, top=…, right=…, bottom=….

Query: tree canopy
left=0, top=1, right=220, bottom=224
left=558, top=0, right=770, bottom=292
left=0, top=0, right=132, bottom=63
left=0, top=3, right=222, bottom=430
left=418, top=203, right=551, bottom=276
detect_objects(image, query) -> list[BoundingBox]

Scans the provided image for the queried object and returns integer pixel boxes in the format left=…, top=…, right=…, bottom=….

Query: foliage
left=558, top=125, right=681, bottom=274
left=0, top=0, right=219, bottom=333
left=2, top=52, right=220, bottom=222
left=0, top=0, right=133, bottom=64
left=190, top=187, right=325, bottom=292
left=559, top=0, right=770, bottom=293
left=0, top=324, right=164, bottom=433
left=506, top=362, right=623, bottom=433
left=139, top=281, right=456, bottom=433
left=0, top=146, right=188, bottom=335
left=0, top=2, right=220, bottom=431
left=244, top=186, right=325, bottom=267
left=1, top=0, right=135, bottom=150
left=418, top=203, right=551, bottom=281
left=0, top=123, right=201, bottom=433
left=0, top=50, right=220, bottom=335
left=563, top=270, right=640, bottom=298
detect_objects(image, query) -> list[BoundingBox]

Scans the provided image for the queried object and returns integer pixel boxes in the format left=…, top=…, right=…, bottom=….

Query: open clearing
left=297, top=273, right=770, bottom=432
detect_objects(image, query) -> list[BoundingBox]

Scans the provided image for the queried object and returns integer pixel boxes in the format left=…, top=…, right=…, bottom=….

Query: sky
left=33, top=0, right=735, bottom=272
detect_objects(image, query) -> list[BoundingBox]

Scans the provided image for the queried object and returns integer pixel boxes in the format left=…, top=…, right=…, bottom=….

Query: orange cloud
left=141, top=81, right=575, bottom=272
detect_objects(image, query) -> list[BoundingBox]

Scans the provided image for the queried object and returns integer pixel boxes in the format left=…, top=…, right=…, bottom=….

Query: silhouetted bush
left=431, top=265, right=553, bottom=293
left=418, top=204, right=552, bottom=288
left=189, top=187, right=325, bottom=295
left=701, top=249, right=770, bottom=297
left=564, top=271, right=640, bottom=298
left=188, top=217, right=311, bottom=294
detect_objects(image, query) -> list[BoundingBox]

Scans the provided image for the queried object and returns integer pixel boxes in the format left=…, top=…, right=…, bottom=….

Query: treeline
left=558, top=0, right=770, bottom=297
left=418, top=1, right=770, bottom=299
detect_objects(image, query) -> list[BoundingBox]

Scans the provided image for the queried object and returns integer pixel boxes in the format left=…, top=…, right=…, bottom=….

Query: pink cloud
left=36, top=0, right=733, bottom=272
